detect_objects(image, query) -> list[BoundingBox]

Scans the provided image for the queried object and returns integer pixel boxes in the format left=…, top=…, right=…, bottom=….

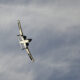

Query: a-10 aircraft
left=17, top=20, right=34, bottom=62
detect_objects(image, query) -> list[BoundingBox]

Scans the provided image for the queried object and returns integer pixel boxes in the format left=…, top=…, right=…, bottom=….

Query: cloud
left=0, top=0, right=80, bottom=80
left=0, top=0, right=80, bottom=6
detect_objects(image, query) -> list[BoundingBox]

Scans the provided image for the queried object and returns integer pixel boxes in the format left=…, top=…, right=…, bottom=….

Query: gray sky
left=0, top=0, right=80, bottom=80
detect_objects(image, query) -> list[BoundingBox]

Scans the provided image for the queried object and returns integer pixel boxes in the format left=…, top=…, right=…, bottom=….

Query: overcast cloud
left=0, top=0, right=80, bottom=80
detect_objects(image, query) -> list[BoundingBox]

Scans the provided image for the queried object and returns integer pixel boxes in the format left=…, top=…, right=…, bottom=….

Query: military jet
left=17, top=20, right=34, bottom=62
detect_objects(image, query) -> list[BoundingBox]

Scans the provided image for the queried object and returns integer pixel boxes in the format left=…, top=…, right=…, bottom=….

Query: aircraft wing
left=26, top=47, right=34, bottom=62
left=18, top=20, right=23, bottom=35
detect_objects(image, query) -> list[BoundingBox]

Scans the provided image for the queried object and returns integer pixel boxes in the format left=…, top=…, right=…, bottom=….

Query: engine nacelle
left=23, top=36, right=26, bottom=40
left=28, top=39, right=32, bottom=42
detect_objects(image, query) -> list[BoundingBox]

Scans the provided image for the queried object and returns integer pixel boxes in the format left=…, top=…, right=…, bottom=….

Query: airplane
left=17, top=20, right=34, bottom=62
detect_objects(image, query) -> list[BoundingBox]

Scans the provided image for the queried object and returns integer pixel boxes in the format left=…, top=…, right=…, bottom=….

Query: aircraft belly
left=24, top=43, right=27, bottom=48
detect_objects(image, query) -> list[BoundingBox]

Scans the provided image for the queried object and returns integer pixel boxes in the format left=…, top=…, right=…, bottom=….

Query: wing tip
left=32, top=58, right=35, bottom=62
